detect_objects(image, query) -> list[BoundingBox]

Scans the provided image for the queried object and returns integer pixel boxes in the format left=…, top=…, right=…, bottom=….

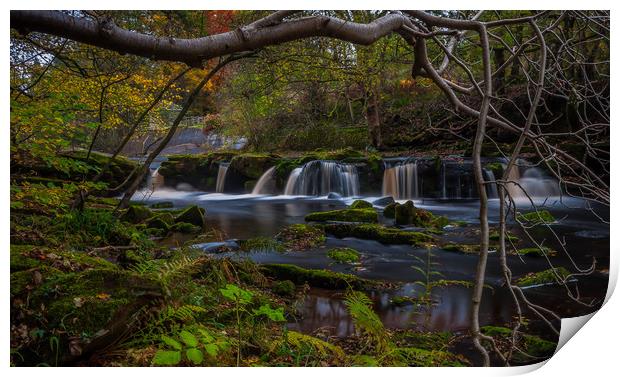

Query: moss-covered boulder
left=515, top=267, right=571, bottom=287
left=145, top=216, right=171, bottom=232
left=305, top=208, right=378, bottom=223
left=120, top=205, right=153, bottom=224
left=277, top=224, right=325, bottom=250
left=238, top=236, right=284, bottom=252
left=350, top=200, right=373, bottom=209
left=323, top=223, right=434, bottom=245
left=392, top=200, right=447, bottom=228
left=170, top=222, right=202, bottom=234
left=271, top=280, right=296, bottom=297
left=229, top=154, right=279, bottom=180
left=174, top=205, right=206, bottom=228
left=327, top=247, right=361, bottom=264
left=383, top=202, right=397, bottom=218
left=261, top=264, right=373, bottom=290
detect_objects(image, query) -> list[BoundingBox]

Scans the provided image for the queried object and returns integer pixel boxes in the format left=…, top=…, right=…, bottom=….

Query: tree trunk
left=366, top=87, right=382, bottom=149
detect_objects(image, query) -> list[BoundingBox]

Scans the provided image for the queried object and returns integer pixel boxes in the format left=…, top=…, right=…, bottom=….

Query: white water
left=283, top=161, right=359, bottom=197
left=215, top=163, right=229, bottom=193
left=251, top=166, right=276, bottom=195
left=382, top=161, right=419, bottom=199
left=505, top=165, right=561, bottom=199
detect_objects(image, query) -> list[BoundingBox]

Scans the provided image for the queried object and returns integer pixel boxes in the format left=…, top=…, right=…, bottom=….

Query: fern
left=131, top=256, right=203, bottom=296
left=344, top=290, right=389, bottom=354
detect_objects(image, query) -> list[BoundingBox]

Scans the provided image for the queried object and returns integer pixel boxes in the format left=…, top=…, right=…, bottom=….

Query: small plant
left=219, top=284, right=254, bottom=366
left=152, top=326, right=229, bottom=366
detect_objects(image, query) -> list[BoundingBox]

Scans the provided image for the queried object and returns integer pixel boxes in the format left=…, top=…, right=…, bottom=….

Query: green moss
left=11, top=245, right=117, bottom=273
left=392, top=200, right=446, bottom=228
left=516, top=247, right=557, bottom=257
left=120, top=205, right=153, bottom=224
left=145, top=216, right=170, bottom=232
left=481, top=326, right=556, bottom=362
left=10, top=245, right=41, bottom=272
left=327, top=247, right=360, bottom=263
left=516, top=267, right=571, bottom=287
left=390, top=296, right=417, bottom=306
left=485, top=162, right=504, bottom=177
left=169, top=222, right=202, bottom=234
left=277, top=224, right=326, bottom=250
left=517, top=210, right=556, bottom=225
left=305, top=208, right=378, bottom=223
left=271, top=280, right=296, bottom=297
left=239, top=237, right=285, bottom=252
left=324, top=223, right=434, bottom=246
left=441, top=243, right=479, bottom=254
left=150, top=201, right=174, bottom=209
left=229, top=154, right=278, bottom=179
left=261, top=264, right=373, bottom=290
left=350, top=200, right=373, bottom=209
left=174, top=205, right=206, bottom=228
left=489, top=230, right=519, bottom=242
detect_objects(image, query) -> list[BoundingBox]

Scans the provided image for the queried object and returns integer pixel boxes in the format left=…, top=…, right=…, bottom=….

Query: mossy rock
left=150, top=201, right=174, bottom=209
left=170, top=222, right=202, bottom=234
left=305, top=208, right=378, bottom=223
left=516, top=210, right=556, bottom=225
left=392, top=200, right=446, bottom=228
left=383, top=203, right=396, bottom=218
left=350, top=200, right=373, bottom=209
left=441, top=243, right=479, bottom=255
left=145, top=216, right=170, bottom=232
left=485, top=162, right=504, bottom=178
left=277, top=224, right=326, bottom=250
left=516, top=247, right=557, bottom=257
left=515, top=267, right=571, bottom=287
left=326, top=247, right=360, bottom=264
left=271, top=280, right=296, bottom=297
left=11, top=245, right=117, bottom=273
left=323, top=223, right=434, bottom=246
left=120, top=205, right=153, bottom=224
left=390, top=296, right=418, bottom=306
left=239, top=237, right=284, bottom=252
left=393, top=347, right=466, bottom=367
left=261, top=264, right=373, bottom=290
left=174, top=205, right=206, bottom=228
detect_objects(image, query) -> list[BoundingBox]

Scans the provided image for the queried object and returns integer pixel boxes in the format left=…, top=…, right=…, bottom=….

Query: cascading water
left=215, top=162, right=229, bottom=193
left=283, top=160, right=360, bottom=197
left=251, top=166, right=276, bottom=195
left=150, top=167, right=165, bottom=191
left=382, top=160, right=419, bottom=199
left=516, top=167, right=561, bottom=198
left=482, top=168, right=498, bottom=198
left=284, top=168, right=302, bottom=195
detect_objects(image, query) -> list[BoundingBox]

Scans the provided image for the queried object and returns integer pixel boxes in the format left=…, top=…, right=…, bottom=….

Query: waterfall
left=215, top=162, right=229, bottom=193
left=483, top=168, right=498, bottom=198
left=504, top=163, right=561, bottom=199
left=251, top=166, right=276, bottom=195
left=382, top=161, right=419, bottom=199
left=283, top=160, right=360, bottom=197
left=151, top=167, right=165, bottom=191
left=518, top=167, right=561, bottom=197
left=440, top=161, right=447, bottom=199
left=284, top=168, right=302, bottom=195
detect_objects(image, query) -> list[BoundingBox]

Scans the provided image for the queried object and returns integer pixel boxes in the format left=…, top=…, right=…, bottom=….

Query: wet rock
left=515, top=267, right=571, bottom=287
left=170, top=222, right=202, bottom=234
left=326, top=247, right=360, bottom=264
left=174, top=205, right=206, bottom=228
left=327, top=192, right=342, bottom=199
left=373, top=196, right=395, bottom=206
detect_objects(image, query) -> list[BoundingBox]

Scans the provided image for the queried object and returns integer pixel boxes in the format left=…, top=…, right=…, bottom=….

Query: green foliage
left=327, top=247, right=361, bottom=264
left=516, top=247, right=557, bottom=257
left=350, top=199, right=373, bottom=209
left=152, top=326, right=230, bottom=366
left=344, top=290, right=389, bottom=354
left=239, top=236, right=285, bottom=252
left=261, top=264, right=373, bottom=290
left=252, top=304, right=286, bottom=322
